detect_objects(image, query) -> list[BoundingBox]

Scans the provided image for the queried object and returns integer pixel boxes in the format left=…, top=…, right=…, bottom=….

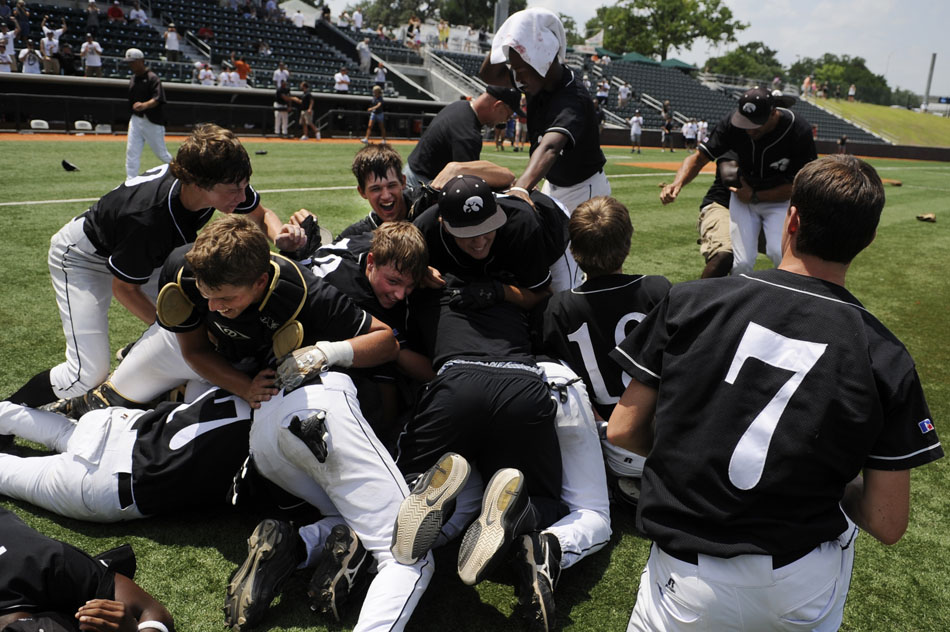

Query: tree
left=559, top=12, right=584, bottom=47
left=704, top=42, right=783, bottom=82
left=586, top=0, right=746, bottom=61
left=359, top=1, right=437, bottom=33
left=789, top=53, right=892, bottom=105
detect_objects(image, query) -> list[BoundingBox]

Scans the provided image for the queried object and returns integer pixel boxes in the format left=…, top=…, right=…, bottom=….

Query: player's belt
left=118, top=472, right=134, bottom=509
left=659, top=545, right=814, bottom=570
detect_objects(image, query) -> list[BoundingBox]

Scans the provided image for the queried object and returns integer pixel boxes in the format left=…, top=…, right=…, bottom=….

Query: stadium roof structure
left=621, top=51, right=660, bottom=65
left=596, top=47, right=621, bottom=59
left=661, top=58, right=698, bottom=71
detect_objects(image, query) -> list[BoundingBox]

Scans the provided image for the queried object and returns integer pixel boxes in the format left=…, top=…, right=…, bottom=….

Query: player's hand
left=274, top=222, right=307, bottom=252
left=131, top=102, right=147, bottom=113
left=288, top=209, right=313, bottom=226
left=243, top=369, right=278, bottom=409
left=659, top=183, right=681, bottom=204
left=729, top=176, right=754, bottom=203
left=75, top=599, right=137, bottom=631
left=275, top=345, right=328, bottom=393
left=422, top=265, right=445, bottom=289
left=505, top=186, right=535, bottom=210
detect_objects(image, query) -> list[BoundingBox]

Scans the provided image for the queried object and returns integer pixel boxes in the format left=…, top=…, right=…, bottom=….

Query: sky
left=527, top=0, right=950, bottom=97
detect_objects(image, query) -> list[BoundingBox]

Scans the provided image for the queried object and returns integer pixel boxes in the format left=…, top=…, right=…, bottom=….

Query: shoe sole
left=391, top=452, right=470, bottom=565
left=457, top=468, right=524, bottom=586
left=309, top=525, right=369, bottom=621
left=516, top=534, right=556, bottom=632
left=223, top=519, right=295, bottom=631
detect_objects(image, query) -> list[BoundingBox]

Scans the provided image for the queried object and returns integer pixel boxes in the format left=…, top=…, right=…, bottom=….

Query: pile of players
left=0, top=8, right=942, bottom=632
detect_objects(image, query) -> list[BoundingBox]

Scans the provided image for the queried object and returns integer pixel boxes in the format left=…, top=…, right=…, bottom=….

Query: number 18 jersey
left=610, top=269, right=943, bottom=558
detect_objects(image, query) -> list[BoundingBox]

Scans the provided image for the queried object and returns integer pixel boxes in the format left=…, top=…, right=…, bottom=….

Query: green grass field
left=805, top=98, right=950, bottom=147
left=1, top=137, right=948, bottom=631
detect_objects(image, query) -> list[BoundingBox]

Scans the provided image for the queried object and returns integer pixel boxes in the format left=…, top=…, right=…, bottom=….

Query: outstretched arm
left=659, top=150, right=711, bottom=204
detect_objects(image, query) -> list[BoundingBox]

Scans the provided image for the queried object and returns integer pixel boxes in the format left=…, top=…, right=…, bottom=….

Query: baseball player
left=480, top=8, right=610, bottom=213
left=0, top=507, right=174, bottom=632
left=4, top=124, right=305, bottom=409
left=660, top=87, right=817, bottom=275
left=223, top=372, right=434, bottom=632
left=336, top=144, right=416, bottom=240
left=0, top=387, right=253, bottom=522
left=124, top=47, right=174, bottom=181
left=608, top=155, right=943, bottom=630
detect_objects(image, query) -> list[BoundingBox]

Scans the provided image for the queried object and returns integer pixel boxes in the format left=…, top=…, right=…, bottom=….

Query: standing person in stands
left=333, top=65, right=350, bottom=94
left=231, top=51, right=250, bottom=87
left=372, top=60, right=387, bottom=89
left=80, top=31, right=103, bottom=77
left=163, top=23, right=180, bottom=62
left=357, top=36, right=371, bottom=74
left=479, top=7, right=609, bottom=213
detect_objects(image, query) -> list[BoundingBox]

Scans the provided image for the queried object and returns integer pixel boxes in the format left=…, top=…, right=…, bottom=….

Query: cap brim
left=773, top=94, right=797, bottom=108
left=442, top=207, right=507, bottom=238
left=730, top=110, right=769, bottom=130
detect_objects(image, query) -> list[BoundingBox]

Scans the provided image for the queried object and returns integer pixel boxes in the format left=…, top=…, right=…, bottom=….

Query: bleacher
left=430, top=49, right=482, bottom=78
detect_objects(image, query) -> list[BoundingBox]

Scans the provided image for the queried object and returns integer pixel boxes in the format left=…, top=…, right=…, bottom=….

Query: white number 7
left=726, top=322, right=827, bottom=490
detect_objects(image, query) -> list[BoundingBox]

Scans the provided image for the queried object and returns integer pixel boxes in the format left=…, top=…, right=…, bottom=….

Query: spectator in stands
left=321, top=4, right=331, bottom=23
left=85, top=0, right=100, bottom=35
left=596, top=78, right=609, bottom=106
left=848, top=83, right=856, bottom=101
left=352, top=7, right=363, bottom=30
left=0, top=0, right=10, bottom=21
left=375, top=23, right=387, bottom=40
left=0, top=21, right=17, bottom=71
left=618, top=81, right=631, bottom=108
left=357, top=36, right=372, bottom=74
left=0, top=35, right=13, bottom=73
left=361, top=84, right=387, bottom=144
left=18, top=38, right=41, bottom=74
left=258, top=40, right=272, bottom=56
left=336, top=10, right=350, bottom=29
left=272, top=59, right=288, bottom=86
left=405, top=15, right=422, bottom=51
left=592, top=97, right=605, bottom=133
left=438, top=19, right=449, bottom=50
left=292, top=9, right=304, bottom=28
left=217, top=61, right=232, bottom=86
left=299, top=81, right=318, bottom=140
left=198, top=62, right=214, bottom=85
left=464, top=24, right=476, bottom=53
left=40, top=14, right=67, bottom=41
left=333, top=65, right=350, bottom=94
left=59, top=41, right=78, bottom=75
left=12, top=0, right=28, bottom=44
left=373, top=61, right=387, bottom=89
left=40, top=29, right=60, bottom=74
left=834, top=84, right=841, bottom=100
left=80, top=32, right=103, bottom=77
left=107, top=0, right=126, bottom=24
left=227, top=63, right=239, bottom=87
left=582, top=73, right=591, bottom=93
left=662, top=99, right=671, bottom=118
left=196, top=25, right=214, bottom=41
left=163, top=23, right=180, bottom=62
left=129, top=0, right=148, bottom=26
left=231, top=51, right=250, bottom=87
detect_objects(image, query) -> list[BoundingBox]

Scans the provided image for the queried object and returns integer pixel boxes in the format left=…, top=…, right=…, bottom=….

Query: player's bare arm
left=396, top=348, right=436, bottom=382
left=430, top=160, right=515, bottom=191
left=348, top=316, right=399, bottom=367
left=841, top=468, right=911, bottom=545
left=660, top=150, right=711, bottom=204
left=112, top=278, right=156, bottom=325
left=478, top=54, right=513, bottom=87
left=502, top=283, right=552, bottom=311
left=512, top=131, right=569, bottom=204
left=606, top=378, right=658, bottom=456
left=76, top=573, right=174, bottom=632
left=176, top=326, right=277, bottom=408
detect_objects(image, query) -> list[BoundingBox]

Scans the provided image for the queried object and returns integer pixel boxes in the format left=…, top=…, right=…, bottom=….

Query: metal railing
left=423, top=49, right=485, bottom=96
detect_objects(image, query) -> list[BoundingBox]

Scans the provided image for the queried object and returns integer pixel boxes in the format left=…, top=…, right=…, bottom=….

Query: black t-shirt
left=81, top=164, right=260, bottom=284
left=700, top=108, right=817, bottom=191
left=335, top=191, right=415, bottom=241
left=300, top=91, right=313, bottom=111
left=413, top=196, right=552, bottom=291
left=525, top=65, right=606, bottom=187
left=131, top=388, right=252, bottom=515
left=370, top=95, right=384, bottom=113
left=275, top=84, right=291, bottom=110
left=159, top=248, right=371, bottom=369
left=128, top=68, right=166, bottom=125
left=407, top=276, right=534, bottom=371
left=537, top=273, right=671, bottom=419
left=407, top=100, right=483, bottom=182
left=0, top=508, right=115, bottom=616
left=610, top=268, right=944, bottom=558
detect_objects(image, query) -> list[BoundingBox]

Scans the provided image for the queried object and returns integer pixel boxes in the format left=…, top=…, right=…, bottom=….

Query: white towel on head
left=490, top=7, right=566, bottom=78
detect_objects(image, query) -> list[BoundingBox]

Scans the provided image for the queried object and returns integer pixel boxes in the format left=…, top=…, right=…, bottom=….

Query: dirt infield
left=626, top=160, right=716, bottom=173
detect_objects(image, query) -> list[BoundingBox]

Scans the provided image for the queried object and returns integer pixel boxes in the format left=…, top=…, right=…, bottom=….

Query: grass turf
left=805, top=98, right=950, bottom=147
left=0, top=137, right=948, bottom=631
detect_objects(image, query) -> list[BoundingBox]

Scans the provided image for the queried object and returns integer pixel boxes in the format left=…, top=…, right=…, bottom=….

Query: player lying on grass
left=4, top=124, right=306, bottom=410
left=608, top=155, right=943, bottom=631
left=0, top=506, right=174, bottom=632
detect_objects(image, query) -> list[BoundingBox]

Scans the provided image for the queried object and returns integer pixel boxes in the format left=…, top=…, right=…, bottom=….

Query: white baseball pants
left=728, top=193, right=788, bottom=276
left=0, top=401, right=144, bottom=521
left=539, top=361, right=612, bottom=569
left=274, top=109, right=288, bottom=135
left=126, top=114, right=173, bottom=180
left=626, top=524, right=857, bottom=632
left=109, top=321, right=206, bottom=404
left=250, top=372, right=432, bottom=632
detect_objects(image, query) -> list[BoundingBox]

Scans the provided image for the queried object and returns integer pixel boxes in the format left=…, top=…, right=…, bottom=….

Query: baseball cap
left=731, top=87, right=774, bottom=129
left=124, top=47, right=144, bottom=61
left=771, top=88, right=798, bottom=108
left=438, top=175, right=506, bottom=238
left=485, top=85, right=525, bottom=117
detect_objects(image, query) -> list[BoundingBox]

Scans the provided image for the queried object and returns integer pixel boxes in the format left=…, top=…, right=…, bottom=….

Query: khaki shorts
left=300, top=110, right=313, bottom=126
left=697, top=202, right=732, bottom=261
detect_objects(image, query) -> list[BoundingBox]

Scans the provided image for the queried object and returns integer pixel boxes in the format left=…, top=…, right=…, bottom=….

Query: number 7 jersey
left=610, top=268, right=943, bottom=558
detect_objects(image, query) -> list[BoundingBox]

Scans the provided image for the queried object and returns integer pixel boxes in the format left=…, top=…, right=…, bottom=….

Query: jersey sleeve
left=233, top=183, right=261, bottom=214
left=609, top=294, right=673, bottom=389
left=865, top=366, right=944, bottom=471
left=541, top=90, right=587, bottom=151
left=301, top=278, right=372, bottom=342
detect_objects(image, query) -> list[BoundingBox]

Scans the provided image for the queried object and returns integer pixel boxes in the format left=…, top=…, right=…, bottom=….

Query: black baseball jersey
left=336, top=192, right=415, bottom=241
left=0, top=508, right=115, bottom=616
left=80, top=164, right=260, bottom=285
left=525, top=65, right=606, bottom=187
left=407, top=275, right=534, bottom=371
left=537, top=273, right=671, bottom=419
left=159, top=247, right=371, bottom=370
left=131, top=388, right=252, bottom=515
left=610, top=268, right=944, bottom=558
left=700, top=108, right=817, bottom=191
left=128, top=68, right=166, bottom=126
left=407, top=100, right=483, bottom=182
left=413, top=197, right=552, bottom=291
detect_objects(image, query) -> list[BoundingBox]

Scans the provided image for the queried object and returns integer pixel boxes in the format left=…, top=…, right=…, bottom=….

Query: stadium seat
left=73, top=120, right=93, bottom=133
left=95, top=123, right=113, bottom=135
left=30, top=119, right=50, bottom=131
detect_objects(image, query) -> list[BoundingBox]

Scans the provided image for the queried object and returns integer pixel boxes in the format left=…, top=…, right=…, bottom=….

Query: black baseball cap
left=485, top=85, right=525, bottom=117
left=438, top=175, right=506, bottom=238
left=731, top=87, right=774, bottom=129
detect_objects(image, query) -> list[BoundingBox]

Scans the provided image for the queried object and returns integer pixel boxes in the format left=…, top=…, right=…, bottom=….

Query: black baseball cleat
left=289, top=411, right=329, bottom=463
left=391, top=452, right=470, bottom=565
left=223, top=519, right=304, bottom=631
left=457, top=467, right=529, bottom=586
left=308, top=524, right=372, bottom=621
left=515, top=531, right=562, bottom=632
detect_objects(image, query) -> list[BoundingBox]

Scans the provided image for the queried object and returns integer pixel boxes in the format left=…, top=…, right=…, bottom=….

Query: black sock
left=5, top=369, right=56, bottom=407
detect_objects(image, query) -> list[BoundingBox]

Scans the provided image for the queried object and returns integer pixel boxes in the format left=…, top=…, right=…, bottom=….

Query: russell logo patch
left=919, top=418, right=935, bottom=434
